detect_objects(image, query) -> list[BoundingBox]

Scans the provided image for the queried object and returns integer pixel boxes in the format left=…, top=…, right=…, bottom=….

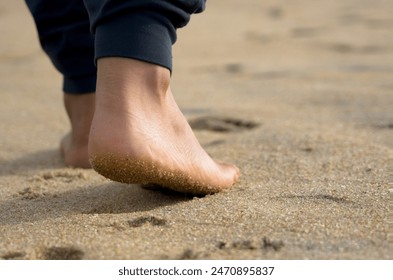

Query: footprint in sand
left=39, top=170, right=87, bottom=183
left=340, top=13, right=393, bottom=29
left=109, top=216, right=168, bottom=231
left=217, top=237, right=284, bottom=252
left=217, top=240, right=258, bottom=251
left=127, top=216, right=167, bottom=228
left=1, top=251, right=25, bottom=260
left=17, top=170, right=86, bottom=200
left=178, top=249, right=204, bottom=260
left=17, top=186, right=48, bottom=200
left=39, top=246, right=84, bottom=260
left=373, top=123, right=393, bottom=130
left=244, top=31, right=276, bottom=44
left=325, top=43, right=386, bottom=54
left=291, top=27, right=320, bottom=38
left=261, top=237, right=285, bottom=252
left=266, top=7, right=284, bottom=19
left=224, top=63, right=244, bottom=74
left=189, top=116, right=259, bottom=132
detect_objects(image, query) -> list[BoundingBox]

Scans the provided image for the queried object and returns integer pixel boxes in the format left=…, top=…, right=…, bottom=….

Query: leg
left=84, top=0, right=239, bottom=194
left=25, top=0, right=96, bottom=168
left=61, top=93, right=95, bottom=168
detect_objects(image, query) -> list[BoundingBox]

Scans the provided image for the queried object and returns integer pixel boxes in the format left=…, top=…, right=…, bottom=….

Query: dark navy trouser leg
left=25, top=0, right=96, bottom=94
left=26, top=0, right=206, bottom=94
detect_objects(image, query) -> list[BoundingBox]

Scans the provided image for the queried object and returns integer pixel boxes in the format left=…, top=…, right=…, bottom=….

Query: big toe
left=217, top=161, right=241, bottom=186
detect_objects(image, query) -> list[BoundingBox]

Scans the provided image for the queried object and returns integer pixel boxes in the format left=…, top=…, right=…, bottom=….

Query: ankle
left=95, top=58, right=171, bottom=110
left=63, top=93, right=95, bottom=146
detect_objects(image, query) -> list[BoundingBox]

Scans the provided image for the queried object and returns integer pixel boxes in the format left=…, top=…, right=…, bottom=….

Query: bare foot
left=60, top=93, right=95, bottom=168
left=88, top=58, right=240, bottom=195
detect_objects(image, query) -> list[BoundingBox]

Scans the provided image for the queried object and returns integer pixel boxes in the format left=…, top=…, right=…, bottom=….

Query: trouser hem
left=94, top=11, right=174, bottom=71
left=63, top=74, right=97, bottom=94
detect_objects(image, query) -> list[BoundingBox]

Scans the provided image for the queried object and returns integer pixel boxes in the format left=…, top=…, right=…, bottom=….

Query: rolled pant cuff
left=94, top=11, right=175, bottom=71
left=63, top=74, right=97, bottom=94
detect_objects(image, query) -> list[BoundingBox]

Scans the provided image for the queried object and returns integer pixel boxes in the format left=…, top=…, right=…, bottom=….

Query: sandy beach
left=0, top=0, right=392, bottom=259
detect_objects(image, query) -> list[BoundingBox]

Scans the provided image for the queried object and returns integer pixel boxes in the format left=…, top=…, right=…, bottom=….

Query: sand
left=0, top=0, right=392, bottom=259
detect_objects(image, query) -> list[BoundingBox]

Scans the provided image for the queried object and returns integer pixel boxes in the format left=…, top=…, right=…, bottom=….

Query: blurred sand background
left=0, top=0, right=392, bottom=259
